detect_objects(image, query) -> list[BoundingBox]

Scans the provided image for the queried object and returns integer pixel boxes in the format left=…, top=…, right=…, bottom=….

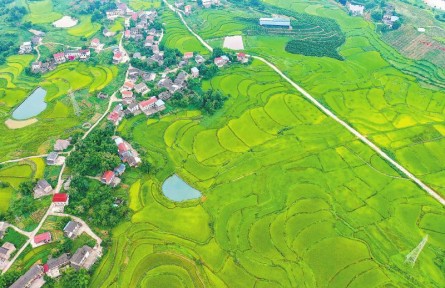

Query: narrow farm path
left=163, top=0, right=445, bottom=206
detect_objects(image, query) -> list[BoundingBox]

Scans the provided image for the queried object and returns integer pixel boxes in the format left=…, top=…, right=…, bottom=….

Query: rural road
left=164, top=0, right=445, bottom=206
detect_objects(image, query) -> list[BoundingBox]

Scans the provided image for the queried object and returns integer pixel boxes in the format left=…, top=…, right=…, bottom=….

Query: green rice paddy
left=91, top=61, right=445, bottom=287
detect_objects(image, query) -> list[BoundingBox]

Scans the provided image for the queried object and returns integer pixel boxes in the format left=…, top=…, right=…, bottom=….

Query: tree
left=392, top=20, right=401, bottom=30
left=18, top=180, right=34, bottom=196
left=212, top=48, right=224, bottom=59
left=0, top=271, right=21, bottom=288
left=60, top=268, right=90, bottom=288
left=371, top=10, right=383, bottom=21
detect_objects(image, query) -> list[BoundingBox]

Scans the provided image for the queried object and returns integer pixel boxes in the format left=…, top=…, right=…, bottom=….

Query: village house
left=123, top=81, right=135, bottom=90
left=159, top=91, right=172, bottom=100
left=0, top=242, right=15, bottom=264
left=185, top=5, right=192, bottom=15
left=101, top=170, right=115, bottom=185
left=19, top=42, right=32, bottom=54
left=214, top=55, right=229, bottom=67
left=52, top=193, right=69, bottom=212
left=191, top=67, right=199, bottom=78
left=237, top=52, right=249, bottom=63
left=44, top=253, right=70, bottom=278
left=130, top=27, right=139, bottom=36
left=148, top=53, right=164, bottom=66
left=155, top=99, right=166, bottom=111
left=103, top=29, right=116, bottom=37
left=91, top=38, right=101, bottom=48
left=139, top=97, right=158, bottom=112
left=114, top=163, right=126, bottom=176
left=54, top=139, right=70, bottom=151
left=195, top=54, right=205, bottom=64
left=65, top=50, right=80, bottom=60
left=108, top=104, right=124, bottom=125
left=127, top=102, right=140, bottom=115
left=121, top=90, right=134, bottom=99
left=148, top=28, right=157, bottom=36
left=63, top=221, right=81, bottom=239
left=134, top=34, right=144, bottom=42
left=174, top=71, right=188, bottom=86
left=31, top=36, right=42, bottom=46
left=175, top=0, right=184, bottom=8
left=152, top=44, right=160, bottom=54
left=10, top=264, right=44, bottom=288
left=71, top=245, right=97, bottom=270
left=144, top=35, right=155, bottom=47
left=31, top=61, right=42, bottom=73
left=132, top=52, right=142, bottom=60
left=79, top=49, right=91, bottom=60
left=347, top=2, right=365, bottom=16
left=124, top=29, right=131, bottom=39
left=106, top=10, right=120, bottom=20
left=113, top=50, right=123, bottom=64
left=53, top=52, right=66, bottom=64
left=183, top=52, right=194, bottom=60
left=131, top=12, right=138, bottom=21
left=34, top=232, right=52, bottom=246
left=134, top=82, right=150, bottom=95
left=143, top=72, right=157, bottom=82
left=33, top=179, right=53, bottom=199
left=97, top=92, right=108, bottom=99
left=383, top=14, right=400, bottom=27
left=46, top=152, right=59, bottom=165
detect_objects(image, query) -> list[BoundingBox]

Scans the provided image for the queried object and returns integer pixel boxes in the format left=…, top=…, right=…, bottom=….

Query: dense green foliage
left=59, top=268, right=90, bottom=288
left=67, top=126, right=121, bottom=177
left=65, top=176, right=130, bottom=228
left=0, top=271, right=20, bottom=288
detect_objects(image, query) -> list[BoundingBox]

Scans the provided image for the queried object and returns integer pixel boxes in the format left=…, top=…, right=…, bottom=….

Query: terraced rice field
left=162, top=10, right=210, bottom=55
left=0, top=55, right=118, bottom=161
left=91, top=61, right=445, bottom=287
left=24, top=0, right=62, bottom=24
left=187, top=0, right=445, bottom=197
left=67, top=16, right=101, bottom=38
left=0, top=160, right=44, bottom=212
left=124, top=0, right=161, bottom=10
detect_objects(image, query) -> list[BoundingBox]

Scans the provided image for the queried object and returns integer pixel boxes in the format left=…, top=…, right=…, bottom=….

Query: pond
left=12, top=87, right=47, bottom=120
left=162, top=175, right=202, bottom=202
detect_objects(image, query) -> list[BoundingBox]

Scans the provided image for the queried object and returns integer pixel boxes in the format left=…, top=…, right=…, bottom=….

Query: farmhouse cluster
left=100, top=136, right=141, bottom=188
left=31, top=48, right=91, bottom=74
left=346, top=2, right=401, bottom=29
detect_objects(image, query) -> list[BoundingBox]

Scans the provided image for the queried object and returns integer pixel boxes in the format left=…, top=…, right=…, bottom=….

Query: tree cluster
left=65, top=176, right=130, bottom=228
left=66, top=125, right=121, bottom=177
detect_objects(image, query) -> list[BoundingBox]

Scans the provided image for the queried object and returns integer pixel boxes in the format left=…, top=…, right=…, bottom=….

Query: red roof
left=237, top=52, right=246, bottom=57
left=121, top=91, right=133, bottom=98
left=124, top=81, right=134, bottom=88
left=108, top=111, right=120, bottom=122
left=79, top=49, right=90, bottom=54
left=102, top=170, right=114, bottom=182
left=131, top=13, right=138, bottom=21
left=91, top=38, right=100, bottom=44
left=34, top=232, right=51, bottom=244
left=52, top=193, right=68, bottom=203
left=146, top=35, right=154, bottom=41
left=125, top=30, right=130, bottom=36
left=118, top=143, right=128, bottom=153
left=114, top=51, right=122, bottom=59
left=43, top=264, right=49, bottom=273
left=54, top=52, right=65, bottom=58
left=139, top=97, right=157, bottom=108
left=184, top=52, right=193, bottom=58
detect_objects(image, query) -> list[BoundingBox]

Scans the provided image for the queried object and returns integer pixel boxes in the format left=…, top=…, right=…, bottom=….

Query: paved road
left=163, top=0, right=445, bottom=206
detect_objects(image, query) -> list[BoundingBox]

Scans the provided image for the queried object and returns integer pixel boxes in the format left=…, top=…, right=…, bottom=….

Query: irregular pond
left=162, top=174, right=202, bottom=202
left=12, top=87, right=47, bottom=120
